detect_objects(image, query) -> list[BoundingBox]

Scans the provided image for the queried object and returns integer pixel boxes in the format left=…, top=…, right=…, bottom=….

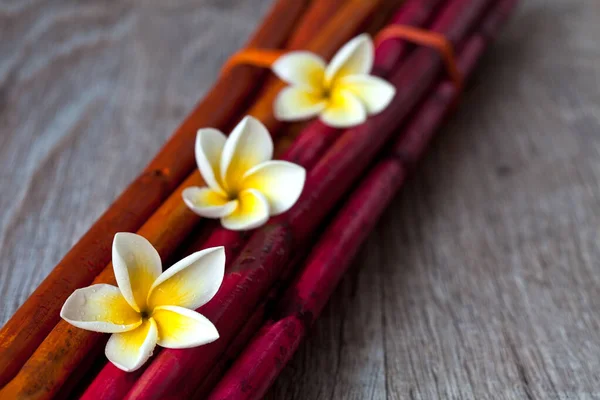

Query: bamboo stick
left=0, top=0, right=313, bottom=388
left=0, top=2, right=388, bottom=399
left=123, top=1, right=494, bottom=398
left=208, top=2, right=519, bottom=397
left=191, top=253, right=302, bottom=399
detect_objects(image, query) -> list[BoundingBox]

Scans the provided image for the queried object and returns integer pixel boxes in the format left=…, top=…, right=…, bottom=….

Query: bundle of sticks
left=0, top=0, right=518, bottom=398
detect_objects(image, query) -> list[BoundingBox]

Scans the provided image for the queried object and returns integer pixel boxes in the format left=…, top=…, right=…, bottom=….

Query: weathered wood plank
left=268, top=0, right=600, bottom=398
left=2, top=0, right=600, bottom=399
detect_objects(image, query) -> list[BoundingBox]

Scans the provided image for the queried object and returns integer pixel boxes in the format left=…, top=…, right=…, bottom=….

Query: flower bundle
left=0, top=0, right=518, bottom=398
left=82, top=1, right=444, bottom=397
left=116, top=0, right=507, bottom=398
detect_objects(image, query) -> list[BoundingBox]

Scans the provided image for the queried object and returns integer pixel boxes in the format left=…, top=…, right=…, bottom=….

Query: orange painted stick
left=0, top=1, right=387, bottom=398
left=284, top=0, right=350, bottom=48
left=363, top=0, right=415, bottom=35
left=0, top=0, right=314, bottom=389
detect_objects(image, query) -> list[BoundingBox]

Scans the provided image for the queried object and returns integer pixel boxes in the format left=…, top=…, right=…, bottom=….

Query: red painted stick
left=124, top=0, right=494, bottom=398
left=193, top=251, right=308, bottom=398
left=81, top=1, right=435, bottom=396
left=208, top=2, right=520, bottom=398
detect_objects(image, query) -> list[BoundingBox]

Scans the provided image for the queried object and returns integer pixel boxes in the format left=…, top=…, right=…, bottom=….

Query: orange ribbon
left=221, top=49, right=286, bottom=76
left=222, top=26, right=462, bottom=91
left=375, top=25, right=463, bottom=90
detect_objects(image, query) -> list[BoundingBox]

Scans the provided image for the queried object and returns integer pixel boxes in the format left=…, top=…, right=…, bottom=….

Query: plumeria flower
left=272, top=33, right=396, bottom=128
left=61, top=233, right=224, bottom=372
left=182, top=115, right=306, bottom=231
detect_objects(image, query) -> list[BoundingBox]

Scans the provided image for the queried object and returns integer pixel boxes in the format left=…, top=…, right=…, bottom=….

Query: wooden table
left=1, top=1, right=599, bottom=398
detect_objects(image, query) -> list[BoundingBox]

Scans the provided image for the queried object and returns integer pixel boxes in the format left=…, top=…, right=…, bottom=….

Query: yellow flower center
left=224, top=187, right=241, bottom=202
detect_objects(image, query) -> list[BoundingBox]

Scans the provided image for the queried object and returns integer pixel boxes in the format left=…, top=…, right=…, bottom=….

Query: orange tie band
left=375, top=25, right=463, bottom=90
left=221, top=49, right=286, bottom=76
left=222, top=27, right=462, bottom=91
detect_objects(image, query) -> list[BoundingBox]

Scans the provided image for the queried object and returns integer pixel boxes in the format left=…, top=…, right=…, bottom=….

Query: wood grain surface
left=2, top=1, right=599, bottom=399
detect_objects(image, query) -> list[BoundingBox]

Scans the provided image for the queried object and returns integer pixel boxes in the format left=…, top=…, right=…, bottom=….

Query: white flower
left=272, top=33, right=396, bottom=128
left=61, top=233, right=224, bottom=372
left=182, top=116, right=306, bottom=231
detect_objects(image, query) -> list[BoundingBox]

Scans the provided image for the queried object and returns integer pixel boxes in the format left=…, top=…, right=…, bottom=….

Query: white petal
left=152, top=305, right=219, bottom=349
left=242, top=161, right=306, bottom=216
left=182, top=186, right=238, bottom=218
left=320, top=89, right=367, bottom=128
left=112, top=232, right=163, bottom=312
left=60, top=284, right=142, bottom=333
left=220, top=116, right=274, bottom=192
left=272, top=51, right=326, bottom=90
left=105, top=318, right=158, bottom=372
left=274, top=87, right=327, bottom=122
left=147, top=246, right=225, bottom=311
left=325, top=34, right=374, bottom=85
left=221, top=189, right=270, bottom=231
left=338, top=74, right=396, bottom=114
left=195, top=128, right=227, bottom=194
